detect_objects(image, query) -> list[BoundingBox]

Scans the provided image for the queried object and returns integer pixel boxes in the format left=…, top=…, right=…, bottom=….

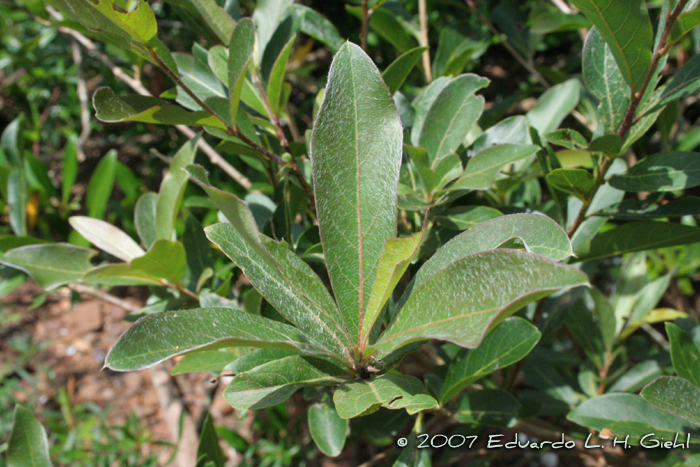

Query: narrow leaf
left=292, top=5, right=344, bottom=52
left=569, top=0, right=653, bottom=92
left=0, top=244, right=96, bottom=290
left=223, top=355, right=347, bottom=410
left=382, top=47, right=429, bottom=95
left=197, top=412, right=226, bottom=467
left=441, top=317, right=540, bottom=403
left=608, top=151, right=700, bottom=192
left=333, top=374, right=438, bottom=419
left=69, top=216, right=145, bottom=262
left=437, top=206, right=502, bottom=230
left=188, top=0, right=235, bottom=45
left=308, top=401, right=348, bottom=457
left=134, top=192, right=158, bottom=248
left=266, top=35, right=295, bottom=116
left=448, top=144, right=539, bottom=191
left=642, top=376, right=700, bottom=427
left=310, top=42, right=403, bottom=341
left=105, top=307, right=325, bottom=371
left=156, top=136, right=199, bottom=239
left=8, top=406, right=52, bottom=467
left=85, top=150, right=117, bottom=219
left=228, top=19, right=255, bottom=124
left=61, top=135, right=79, bottom=204
left=372, top=250, right=587, bottom=357
left=453, top=389, right=520, bottom=427
left=171, top=350, right=240, bottom=375
left=667, top=323, right=700, bottom=388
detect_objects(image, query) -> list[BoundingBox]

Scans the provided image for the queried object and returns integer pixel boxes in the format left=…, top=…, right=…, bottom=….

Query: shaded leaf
left=649, top=53, right=700, bottom=114
left=292, top=5, right=344, bottom=52
left=546, top=169, right=595, bottom=201
left=135, top=192, right=158, bottom=248
left=171, top=350, right=240, bottom=375
left=667, top=323, right=700, bottom=388
left=8, top=405, right=52, bottom=467
left=156, top=136, right=199, bottom=239
left=266, top=35, right=295, bottom=116
left=228, top=19, right=255, bottom=124
left=449, top=144, right=539, bottom=191
left=0, top=244, right=96, bottom=290
left=196, top=412, right=226, bottom=467
left=608, top=151, right=700, bottom=192
left=308, top=401, right=348, bottom=457
left=382, top=47, right=428, bottom=95
left=641, top=376, right=700, bottom=427
left=527, top=78, right=580, bottom=135
left=436, top=206, right=502, bottom=230
left=454, top=389, right=520, bottom=427
left=85, top=150, right=117, bottom=220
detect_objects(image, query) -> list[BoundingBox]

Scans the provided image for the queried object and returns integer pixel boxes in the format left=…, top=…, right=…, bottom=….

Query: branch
left=418, top=0, right=432, bottom=83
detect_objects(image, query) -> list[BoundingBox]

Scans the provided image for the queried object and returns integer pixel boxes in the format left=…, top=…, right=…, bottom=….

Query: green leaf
left=135, top=192, right=158, bottom=248
left=69, top=216, right=145, bottom=262
left=291, top=5, right=344, bottom=53
left=266, top=35, right=295, bottom=116
left=589, top=287, right=616, bottom=350
left=671, top=5, right=700, bottom=44
left=544, top=128, right=588, bottom=150
left=575, top=221, right=700, bottom=262
left=93, top=87, right=224, bottom=129
left=441, top=317, right=540, bottom=403
left=228, top=19, right=255, bottom=124
left=252, top=0, right=294, bottom=57
left=187, top=0, right=234, bottom=45
left=205, top=223, right=352, bottom=360
left=608, top=360, right=664, bottom=393
left=361, top=233, right=423, bottom=347
left=569, top=0, right=653, bottom=92
left=8, top=406, right=52, bottom=467
left=0, top=236, right=50, bottom=253
left=224, top=348, right=298, bottom=374
left=667, top=323, right=700, bottom=388
left=582, top=27, right=630, bottom=134
left=642, top=376, right=700, bottom=427
left=61, top=135, right=79, bottom=204
left=3, top=118, right=27, bottom=236
left=130, top=239, right=186, bottom=285
left=223, top=355, right=347, bottom=410
left=82, top=263, right=164, bottom=286
left=174, top=44, right=226, bottom=110
left=308, top=401, right=348, bottom=457
left=171, top=350, right=240, bottom=375
left=333, top=374, right=438, bottom=419
left=85, top=150, right=117, bottom=220
left=588, top=134, right=622, bottom=155
left=310, top=42, right=403, bottom=341
left=184, top=214, right=214, bottom=290
left=453, top=389, right=520, bottom=427
left=411, top=77, right=451, bottom=147
left=372, top=250, right=587, bottom=357
left=650, top=54, right=700, bottom=114
left=608, top=151, right=700, bottom=192
left=436, top=206, right=502, bottom=230
left=382, top=47, right=428, bottom=95
left=196, top=412, right=226, bottom=467
left=527, top=78, right=580, bottom=135
left=0, top=244, right=96, bottom=290
left=392, top=430, right=432, bottom=467
left=346, top=6, right=418, bottom=54
left=546, top=169, right=595, bottom=201
left=105, top=307, right=325, bottom=371
left=156, top=137, right=199, bottom=239
left=448, top=144, right=539, bottom=191
left=568, top=393, right=697, bottom=444
left=418, top=74, right=489, bottom=165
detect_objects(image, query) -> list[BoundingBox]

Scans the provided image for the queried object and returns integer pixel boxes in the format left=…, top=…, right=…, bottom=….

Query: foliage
left=3, top=0, right=700, bottom=464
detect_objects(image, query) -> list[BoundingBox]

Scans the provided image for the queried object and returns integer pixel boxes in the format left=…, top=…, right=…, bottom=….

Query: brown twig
left=418, top=0, right=432, bottom=83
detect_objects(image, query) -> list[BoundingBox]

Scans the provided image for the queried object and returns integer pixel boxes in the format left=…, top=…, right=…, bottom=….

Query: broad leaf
left=196, top=413, right=226, bottom=467
left=130, top=239, right=186, bottom=285
left=574, top=221, right=700, bottom=262
left=0, top=244, right=96, bottom=290
left=8, top=406, right=52, bottom=467
left=371, top=250, right=587, bottom=357
left=156, top=137, right=198, bottom=239
left=382, top=47, right=429, bottom=95
left=568, top=393, right=697, bottom=444
left=186, top=0, right=234, bottom=45
left=441, top=317, right=540, bottom=403
left=310, top=42, right=403, bottom=341
left=671, top=5, right=700, bottom=44
left=69, top=216, right=145, bottom=262
left=418, top=74, right=489, bottom=165
left=667, top=323, right=700, bottom=388
left=228, top=19, right=255, bottom=124
left=135, top=192, right=158, bottom=248
left=411, top=77, right=451, bottom=147
left=173, top=44, right=226, bottom=110
left=361, top=233, right=423, bottom=348
left=308, top=401, right=348, bottom=457
left=93, top=87, right=224, bottom=129
left=642, top=376, right=700, bottom=427
left=448, top=144, right=539, bottom=191
left=546, top=168, right=595, bottom=201
left=224, top=348, right=298, bottom=374
left=453, top=389, right=520, bottom=427
left=333, top=374, right=438, bottom=419
left=582, top=27, right=630, bottom=134
left=171, top=350, right=240, bottom=375
left=608, top=151, right=700, bottom=192
left=437, top=206, right=502, bottom=230
left=291, top=5, right=344, bottom=53
left=569, top=0, right=653, bottom=92
left=205, top=223, right=352, bottom=359
left=252, top=0, right=294, bottom=58
left=526, top=78, right=580, bottom=135
left=593, top=196, right=700, bottom=219
left=223, top=356, right=347, bottom=410
left=105, top=308, right=328, bottom=371
left=544, top=128, right=588, bottom=150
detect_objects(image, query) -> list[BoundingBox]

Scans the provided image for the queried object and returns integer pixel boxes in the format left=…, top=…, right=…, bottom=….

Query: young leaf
left=223, top=355, right=347, bottom=410
left=641, top=376, right=700, bottom=427
left=582, top=27, right=630, bottom=134
left=8, top=405, right=52, bottom=467
left=453, top=389, right=521, bottom=427
left=0, top=244, right=96, bottom=290
left=567, top=393, right=697, bottom=444
left=608, top=151, right=700, bottom=192
left=69, top=216, right=145, bottom=262
left=333, top=375, right=438, bottom=419
left=93, top=87, right=225, bottom=129
left=308, top=401, right=349, bottom=457
left=666, top=323, right=700, bottom=388
left=569, top=0, right=653, bottom=92
left=441, top=317, right=541, bottom=403
left=382, top=47, right=429, bottom=95
left=372, top=250, right=587, bottom=357
left=448, top=144, right=539, bottom=191
left=205, top=223, right=352, bottom=359
left=228, top=19, right=255, bottom=124
left=156, top=136, right=199, bottom=239
left=197, top=412, right=226, bottom=467
left=546, top=169, right=595, bottom=201
left=418, top=74, right=489, bottom=165
left=310, top=42, right=403, bottom=342
left=526, top=79, right=580, bottom=135
left=266, top=35, right=295, bottom=116
left=105, top=307, right=327, bottom=371
left=135, top=192, right=158, bottom=248
left=130, top=239, right=186, bottom=285
left=574, top=221, right=700, bottom=262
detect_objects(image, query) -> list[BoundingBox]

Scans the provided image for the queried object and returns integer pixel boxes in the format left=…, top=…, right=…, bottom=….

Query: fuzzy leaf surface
left=0, top=244, right=96, bottom=290
left=8, top=406, right=52, bottom=467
